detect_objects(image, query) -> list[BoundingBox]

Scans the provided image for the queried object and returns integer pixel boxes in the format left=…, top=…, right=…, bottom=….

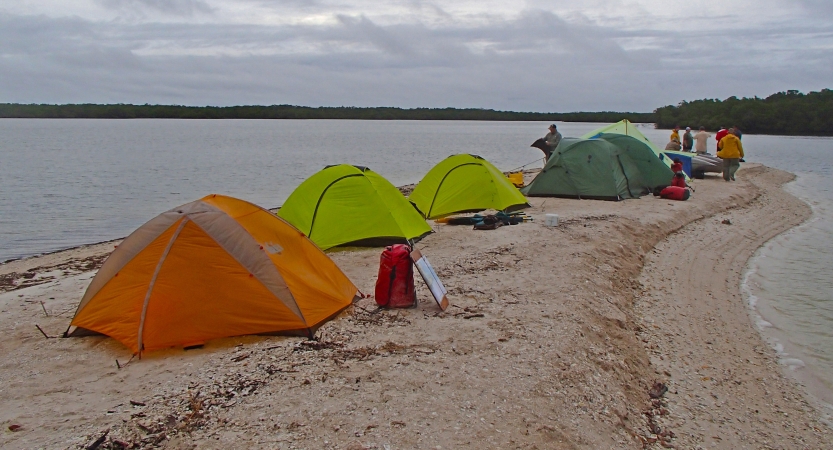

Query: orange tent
left=67, top=194, right=358, bottom=354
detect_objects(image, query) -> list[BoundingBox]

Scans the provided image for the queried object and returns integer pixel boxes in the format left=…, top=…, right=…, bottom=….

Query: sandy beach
left=1, top=164, right=830, bottom=449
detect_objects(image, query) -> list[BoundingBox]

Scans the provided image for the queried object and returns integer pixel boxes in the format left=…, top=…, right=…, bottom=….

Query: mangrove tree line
left=654, top=89, right=833, bottom=135
left=0, top=104, right=651, bottom=123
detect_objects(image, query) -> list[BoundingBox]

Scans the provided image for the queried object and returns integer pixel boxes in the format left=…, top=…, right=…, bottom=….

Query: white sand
left=0, top=164, right=830, bottom=449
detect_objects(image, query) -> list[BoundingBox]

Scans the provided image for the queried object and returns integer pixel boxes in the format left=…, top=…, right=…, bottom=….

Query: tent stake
left=35, top=324, right=53, bottom=339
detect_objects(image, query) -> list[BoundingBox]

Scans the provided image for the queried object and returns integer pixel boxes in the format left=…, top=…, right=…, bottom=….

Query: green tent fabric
left=520, top=137, right=672, bottom=200
left=278, top=165, right=431, bottom=250
left=582, top=119, right=678, bottom=174
left=409, top=154, right=530, bottom=219
left=595, top=133, right=675, bottom=190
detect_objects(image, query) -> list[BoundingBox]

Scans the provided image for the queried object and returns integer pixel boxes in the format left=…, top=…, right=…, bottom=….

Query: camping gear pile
left=442, top=211, right=531, bottom=229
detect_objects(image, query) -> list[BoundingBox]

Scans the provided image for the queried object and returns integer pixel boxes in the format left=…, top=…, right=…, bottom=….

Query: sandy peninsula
left=0, top=164, right=830, bottom=449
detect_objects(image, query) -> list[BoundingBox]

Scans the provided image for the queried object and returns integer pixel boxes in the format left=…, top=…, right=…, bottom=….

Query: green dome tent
left=409, top=154, right=530, bottom=220
left=278, top=165, right=431, bottom=250
left=520, top=136, right=673, bottom=201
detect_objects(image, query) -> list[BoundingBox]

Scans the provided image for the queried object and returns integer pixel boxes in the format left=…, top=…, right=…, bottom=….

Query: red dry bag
left=659, top=186, right=691, bottom=201
left=375, top=244, right=416, bottom=308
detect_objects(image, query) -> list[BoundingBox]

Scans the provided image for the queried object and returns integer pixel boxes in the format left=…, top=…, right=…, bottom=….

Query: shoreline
left=1, top=164, right=831, bottom=448
left=1, top=238, right=123, bottom=265
left=741, top=197, right=833, bottom=417
left=635, top=165, right=831, bottom=447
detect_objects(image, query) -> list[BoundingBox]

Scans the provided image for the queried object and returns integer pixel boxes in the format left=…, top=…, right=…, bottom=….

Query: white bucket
left=544, top=214, right=559, bottom=227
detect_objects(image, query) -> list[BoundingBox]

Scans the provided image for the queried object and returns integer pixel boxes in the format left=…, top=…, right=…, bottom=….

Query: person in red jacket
left=715, top=126, right=729, bottom=152
left=670, top=158, right=683, bottom=174
left=670, top=158, right=687, bottom=188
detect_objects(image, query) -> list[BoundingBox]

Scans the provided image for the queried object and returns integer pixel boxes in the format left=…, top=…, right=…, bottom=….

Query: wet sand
left=0, top=164, right=830, bottom=449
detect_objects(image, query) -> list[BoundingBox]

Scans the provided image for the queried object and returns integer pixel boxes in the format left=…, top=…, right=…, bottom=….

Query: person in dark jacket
left=682, top=127, right=694, bottom=152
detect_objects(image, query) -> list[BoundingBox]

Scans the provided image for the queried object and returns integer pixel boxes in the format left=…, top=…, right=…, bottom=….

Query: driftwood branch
left=86, top=428, right=109, bottom=450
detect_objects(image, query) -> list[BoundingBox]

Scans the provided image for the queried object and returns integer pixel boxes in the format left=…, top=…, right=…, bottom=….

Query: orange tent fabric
left=68, top=194, right=357, bottom=354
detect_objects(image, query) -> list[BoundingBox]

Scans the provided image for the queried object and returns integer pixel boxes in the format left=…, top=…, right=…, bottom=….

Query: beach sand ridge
left=0, top=164, right=830, bottom=449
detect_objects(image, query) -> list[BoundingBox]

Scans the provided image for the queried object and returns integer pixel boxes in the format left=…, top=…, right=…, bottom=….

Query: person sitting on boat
left=665, top=140, right=682, bottom=151
left=670, top=125, right=681, bottom=145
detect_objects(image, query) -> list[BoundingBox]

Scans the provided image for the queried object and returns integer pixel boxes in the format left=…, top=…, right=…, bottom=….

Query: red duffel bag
left=375, top=244, right=416, bottom=308
left=659, top=186, right=691, bottom=201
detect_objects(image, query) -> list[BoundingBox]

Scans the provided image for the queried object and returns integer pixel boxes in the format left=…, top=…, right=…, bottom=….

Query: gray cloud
left=1, top=5, right=831, bottom=111
left=798, top=0, right=833, bottom=14
left=96, top=0, right=214, bottom=17
left=336, top=14, right=416, bottom=57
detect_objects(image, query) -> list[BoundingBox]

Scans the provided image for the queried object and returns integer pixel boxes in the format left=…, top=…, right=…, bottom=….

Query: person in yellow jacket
left=717, top=129, right=744, bottom=181
left=670, top=125, right=681, bottom=145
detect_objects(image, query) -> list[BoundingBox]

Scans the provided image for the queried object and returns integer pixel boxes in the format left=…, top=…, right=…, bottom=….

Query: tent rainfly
left=521, top=136, right=672, bottom=200
left=408, top=154, right=530, bottom=220
left=67, top=194, right=358, bottom=354
left=278, top=165, right=431, bottom=250
left=593, top=133, right=676, bottom=190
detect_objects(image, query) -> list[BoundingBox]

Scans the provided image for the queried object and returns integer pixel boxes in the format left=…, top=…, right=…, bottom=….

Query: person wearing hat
left=545, top=124, right=562, bottom=152
left=682, top=127, right=694, bottom=152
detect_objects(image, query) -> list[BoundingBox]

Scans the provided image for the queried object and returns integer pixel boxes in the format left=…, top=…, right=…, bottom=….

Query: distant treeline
left=654, top=89, right=833, bottom=135
left=3, top=89, right=832, bottom=135
left=0, top=103, right=652, bottom=123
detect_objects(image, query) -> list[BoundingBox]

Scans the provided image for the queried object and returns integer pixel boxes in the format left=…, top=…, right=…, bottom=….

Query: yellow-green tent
left=278, top=165, right=431, bottom=250
left=409, top=154, right=529, bottom=220
left=68, top=194, right=358, bottom=354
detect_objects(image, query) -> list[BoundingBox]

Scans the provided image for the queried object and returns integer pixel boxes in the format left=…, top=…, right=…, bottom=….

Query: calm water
left=0, top=119, right=618, bottom=260
left=736, top=135, right=833, bottom=414
left=1, top=119, right=832, bottom=412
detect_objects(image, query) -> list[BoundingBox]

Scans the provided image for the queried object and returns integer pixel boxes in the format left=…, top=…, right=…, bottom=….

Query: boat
left=663, top=150, right=723, bottom=178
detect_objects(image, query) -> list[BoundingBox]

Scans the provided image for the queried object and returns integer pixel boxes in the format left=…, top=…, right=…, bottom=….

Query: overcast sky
left=1, top=0, right=831, bottom=111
